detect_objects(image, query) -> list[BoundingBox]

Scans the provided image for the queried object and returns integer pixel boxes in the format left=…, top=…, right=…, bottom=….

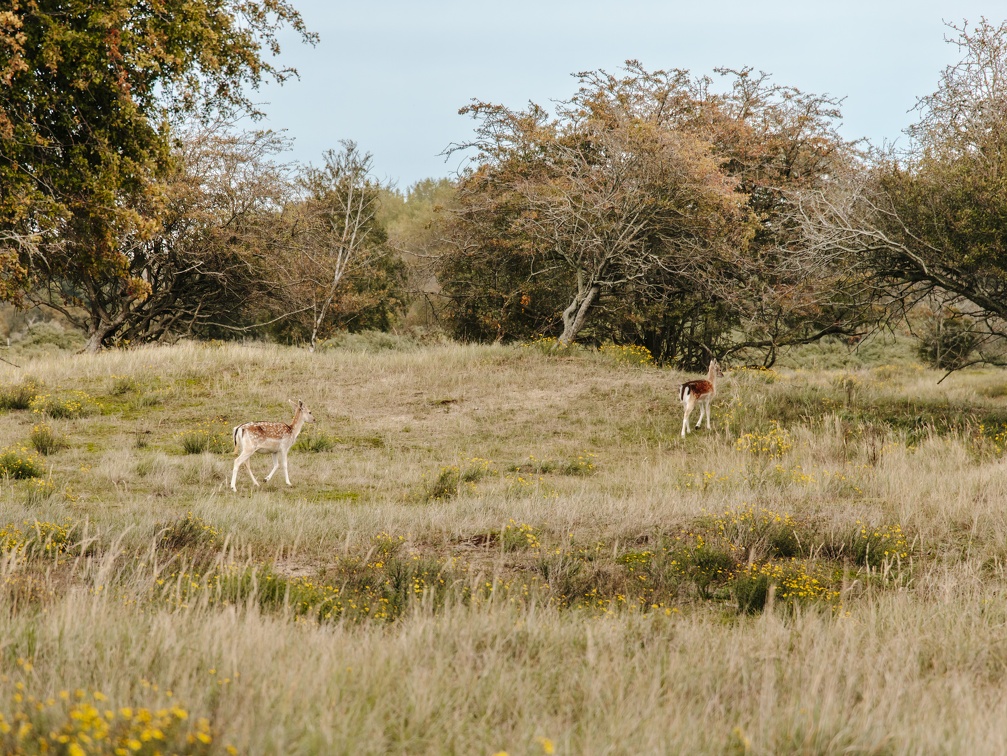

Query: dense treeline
left=433, top=19, right=1007, bottom=369
left=0, top=1, right=407, bottom=351
left=2, top=6, right=1007, bottom=368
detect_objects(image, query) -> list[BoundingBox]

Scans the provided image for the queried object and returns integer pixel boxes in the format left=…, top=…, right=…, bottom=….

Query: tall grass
left=1, top=339, right=1007, bottom=752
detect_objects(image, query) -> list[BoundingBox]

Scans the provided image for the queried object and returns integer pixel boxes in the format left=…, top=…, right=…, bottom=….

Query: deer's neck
left=289, top=410, right=307, bottom=440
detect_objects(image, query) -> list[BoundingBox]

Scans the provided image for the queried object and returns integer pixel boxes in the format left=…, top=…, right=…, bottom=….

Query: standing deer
left=680, top=358, right=724, bottom=438
left=231, top=400, right=316, bottom=491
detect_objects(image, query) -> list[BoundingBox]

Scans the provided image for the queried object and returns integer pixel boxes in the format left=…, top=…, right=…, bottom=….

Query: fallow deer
left=231, top=400, right=315, bottom=491
left=680, top=358, right=723, bottom=438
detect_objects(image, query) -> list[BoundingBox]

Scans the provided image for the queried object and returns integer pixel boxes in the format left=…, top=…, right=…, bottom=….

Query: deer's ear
left=288, top=399, right=297, bottom=408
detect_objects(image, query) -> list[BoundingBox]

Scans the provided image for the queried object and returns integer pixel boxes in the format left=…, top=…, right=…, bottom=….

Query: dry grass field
left=2, top=338, right=1007, bottom=754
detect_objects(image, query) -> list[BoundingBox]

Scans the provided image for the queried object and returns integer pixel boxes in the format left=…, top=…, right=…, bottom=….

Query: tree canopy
left=0, top=0, right=314, bottom=349
left=438, top=63, right=863, bottom=367
left=798, top=18, right=1007, bottom=369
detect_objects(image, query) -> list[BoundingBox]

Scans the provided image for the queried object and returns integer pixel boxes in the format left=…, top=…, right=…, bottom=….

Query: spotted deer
left=680, top=358, right=724, bottom=438
left=230, top=400, right=316, bottom=491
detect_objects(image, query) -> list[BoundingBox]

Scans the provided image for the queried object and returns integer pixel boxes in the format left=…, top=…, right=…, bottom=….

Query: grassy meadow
left=2, top=337, right=1007, bottom=753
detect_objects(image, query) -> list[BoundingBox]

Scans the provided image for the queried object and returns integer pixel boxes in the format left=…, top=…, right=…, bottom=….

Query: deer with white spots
left=231, top=400, right=315, bottom=491
left=680, top=358, right=724, bottom=438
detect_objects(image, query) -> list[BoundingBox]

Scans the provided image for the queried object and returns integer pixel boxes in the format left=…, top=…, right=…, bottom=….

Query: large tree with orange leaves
left=439, top=63, right=867, bottom=367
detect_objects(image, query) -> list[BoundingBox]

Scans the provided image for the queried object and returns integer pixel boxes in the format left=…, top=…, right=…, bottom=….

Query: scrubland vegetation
left=8, top=4, right=1007, bottom=753
left=0, top=338, right=1006, bottom=753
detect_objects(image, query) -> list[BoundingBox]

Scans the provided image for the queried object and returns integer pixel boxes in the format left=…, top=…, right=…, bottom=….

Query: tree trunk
left=83, top=312, right=125, bottom=352
left=557, top=283, right=600, bottom=346
left=83, top=328, right=107, bottom=353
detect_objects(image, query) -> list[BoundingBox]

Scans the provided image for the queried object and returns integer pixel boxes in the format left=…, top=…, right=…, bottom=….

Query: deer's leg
left=232, top=449, right=259, bottom=490
left=705, top=399, right=713, bottom=429
left=264, top=453, right=280, bottom=482
left=245, top=461, right=260, bottom=486
left=682, top=396, right=696, bottom=437
left=695, top=403, right=705, bottom=429
left=280, top=449, right=292, bottom=486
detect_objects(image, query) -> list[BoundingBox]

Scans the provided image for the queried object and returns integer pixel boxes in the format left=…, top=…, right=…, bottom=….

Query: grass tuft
left=0, top=445, right=46, bottom=479
left=292, top=430, right=339, bottom=453
left=29, top=422, right=69, bottom=455
left=0, top=377, right=42, bottom=410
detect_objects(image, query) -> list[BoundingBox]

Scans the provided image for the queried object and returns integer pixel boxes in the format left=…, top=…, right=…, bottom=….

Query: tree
left=0, top=0, right=314, bottom=349
left=445, top=72, right=753, bottom=351
left=439, top=63, right=862, bottom=366
left=274, top=142, right=405, bottom=350
left=798, top=19, right=1007, bottom=367
left=379, top=178, right=457, bottom=328
left=28, top=124, right=294, bottom=348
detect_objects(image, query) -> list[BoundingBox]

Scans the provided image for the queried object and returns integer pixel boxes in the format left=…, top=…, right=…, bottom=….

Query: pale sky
left=255, top=1, right=1007, bottom=189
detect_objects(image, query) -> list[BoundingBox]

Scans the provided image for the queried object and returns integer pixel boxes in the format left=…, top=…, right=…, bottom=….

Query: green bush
left=11, top=320, right=85, bottom=351
left=0, top=378, right=42, bottom=410
left=156, top=512, right=220, bottom=552
left=29, top=422, right=69, bottom=455
left=423, top=465, right=461, bottom=501
left=915, top=308, right=978, bottom=370
left=109, top=375, right=141, bottom=396
left=732, top=568, right=773, bottom=613
left=0, top=445, right=46, bottom=479
left=598, top=343, right=654, bottom=366
left=293, top=430, right=338, bottom=453
left=176, top=422, right=230, bottom=454
left=29, top=390, right=101, bottom=419
left=319, top=330, right=421, bottom=353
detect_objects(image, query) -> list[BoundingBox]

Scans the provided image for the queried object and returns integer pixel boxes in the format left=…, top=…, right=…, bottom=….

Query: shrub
left=683, top=542, right=736, bottom=599
left=0, top=687, right=219, bottom=754
left=156, top=512, right=221, bottom=552
left=501, top=521, right=541, bottom=551
left=0, top=377, right=42, bottom=410
left=319, top=330, right=421, bottom=353
left=109, top=374, right=140, bottom=396
left=0, top=445, right=46, bottom=479
left=23, top=477, right=57, bottom=507
left=29, top=422, right=69, bottom=455
left=10, top=320, right=84, bottom=350
left=915, top=307, right=978, bottom=370
left=520, top=336, right=585, bottom=357
left=423, top=465, right=461, bottom=500
left=848, top=521, right=910, bottom=569
left=23, top=519, right=75, bottom=557
left=732, top=567, right=773, bottom=613
left=293, top=429, right=339, bottom=453
left=176, top=421, right=230, bottom=454
left=29, top=390, right=101, bottom=419
left=421, top=459, right=495, bottom=500
left=699, top=506, right=804, bottom=560
left=509, top=453, right=596, bottom=476
left=735, top=422, right=793, bottom=459
left=561, top=452, right=597, bottom=476
left=599, top=343, right=654, bottom=366
left=0, top=519, right=76, bottom=557
left=731, top=560, right=840, bottom=613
